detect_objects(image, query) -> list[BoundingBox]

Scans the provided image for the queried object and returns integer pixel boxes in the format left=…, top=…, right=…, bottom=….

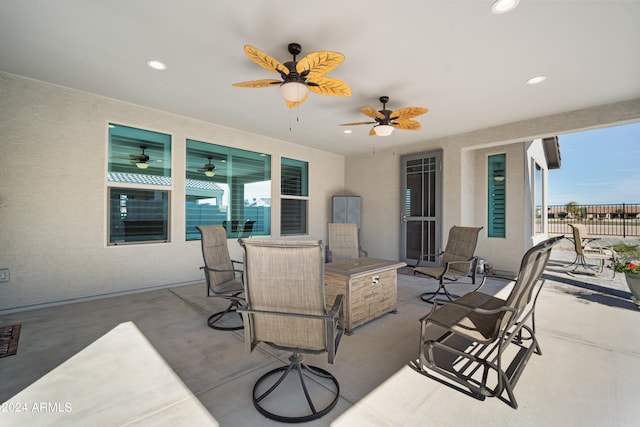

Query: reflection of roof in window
left=185, top=179, right=224, bottom=192
left=108, top=172, right=171, bottom=186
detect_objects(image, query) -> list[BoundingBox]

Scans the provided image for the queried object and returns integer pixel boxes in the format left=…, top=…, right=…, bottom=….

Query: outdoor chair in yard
left=197, top=225, right=245, bottom=330
left=414, top=235, right=564, bottom=409
left=327, top=223, right=368, bottom=261
left=414, top=225, right=485, bottom=303
left=238, top=239, right=344, bottom=423
left=566, top=223, right=616, bottom=278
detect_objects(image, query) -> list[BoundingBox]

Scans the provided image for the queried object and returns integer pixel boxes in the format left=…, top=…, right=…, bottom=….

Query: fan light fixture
left=136, top=162, right=150, bottom=169
left=280, top=82, right=308, bottom=102
left=204, top=170, right=215, bottom=177
left=491, top=0, right=520, bottom=14
left=374, top=125, right=394, bottom=136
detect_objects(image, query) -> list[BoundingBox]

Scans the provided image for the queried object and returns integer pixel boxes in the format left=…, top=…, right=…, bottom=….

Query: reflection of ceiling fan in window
left=129, top=146, right=150, bottom=169
left=198, top=157, right=216, bottom=177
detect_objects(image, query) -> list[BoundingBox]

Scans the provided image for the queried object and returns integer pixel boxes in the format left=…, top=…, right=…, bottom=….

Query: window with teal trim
left=185, top=139, right=271, bottom=240
left=107, top=124, right=172, bottom=245
left=281, top=157, right=308, bottom=235
left=488, top=154, right=506, bottom=238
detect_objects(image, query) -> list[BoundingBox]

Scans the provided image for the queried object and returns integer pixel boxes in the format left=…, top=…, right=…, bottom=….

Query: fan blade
left=361, top=107, right=385, bottom=120
left=297, top=51, right=345, bottom=80
left=392, top=119, right=422, bottom=131
left=242, top=45, right=289, bottom=76
left=390, top=107, right=428, bottom=121
left=285, top=93, right=309, bottom=108
left=369, top=127, right=376, bottom=136
left=307, top=77, right=351, bottom=97
left=338, top=121, right=377, bottom=126
left=232, top=79, right=282, bottom=88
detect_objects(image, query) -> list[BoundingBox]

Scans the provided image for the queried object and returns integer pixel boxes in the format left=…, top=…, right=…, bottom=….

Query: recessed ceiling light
left=343, top=129, right=352, bottom=134
left=491, top=0, right=520, bottom=14
left=526, top=76, right=547, bottom=85
left=146, top=60, right=167, bottom=71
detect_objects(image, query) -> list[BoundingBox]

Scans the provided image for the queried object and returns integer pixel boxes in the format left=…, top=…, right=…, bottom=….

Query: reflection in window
left=108, top=123, right=172, bottom=186
left=107, top=124, right=172, bottom=245
left=281, top=157, right=308, bottom=235
left=488, top=154, right=506, bottom=238
left=108, top=188, right=169, bottom=244
left=186, top=139, right=271, bottom=240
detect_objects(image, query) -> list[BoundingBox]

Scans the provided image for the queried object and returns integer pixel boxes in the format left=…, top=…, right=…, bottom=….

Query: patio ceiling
left=1, top=1, right=639, bottom=156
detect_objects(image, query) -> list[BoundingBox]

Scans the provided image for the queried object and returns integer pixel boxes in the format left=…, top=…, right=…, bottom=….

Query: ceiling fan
left=130, top=146, right=150, bottom=169
left=232, top=43, right=351, bottom=108
left=198, top=157, right=216, bottom=177
left=339, top=96, right=428, bottom=136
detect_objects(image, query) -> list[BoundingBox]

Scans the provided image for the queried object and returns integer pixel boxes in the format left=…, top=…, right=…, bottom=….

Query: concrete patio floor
left=1, top=244, right=639, bottom=426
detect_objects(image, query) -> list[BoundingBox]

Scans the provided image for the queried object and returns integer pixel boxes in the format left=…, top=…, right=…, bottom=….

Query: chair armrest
left=441, top=258, right=475, bottom=277
left=237, top=294, right=346, bottom=363
left=200, top=266, right=243, bottom=275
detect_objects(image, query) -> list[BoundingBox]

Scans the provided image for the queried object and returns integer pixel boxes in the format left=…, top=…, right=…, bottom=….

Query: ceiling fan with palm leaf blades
left=339, top=96, right=428, bottom=136
left=232, top=43, right=351, bottom=108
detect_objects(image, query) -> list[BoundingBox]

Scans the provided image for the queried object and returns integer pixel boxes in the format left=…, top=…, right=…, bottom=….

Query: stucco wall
left=0, top=72, right=345, bottom=311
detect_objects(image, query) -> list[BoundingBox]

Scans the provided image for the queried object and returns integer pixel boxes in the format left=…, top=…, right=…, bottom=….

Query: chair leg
left=207, top=299, right=244, bottom=331
left=420, top=282, right=459, bottom=303
left=252, top=353, right=340, bottom=423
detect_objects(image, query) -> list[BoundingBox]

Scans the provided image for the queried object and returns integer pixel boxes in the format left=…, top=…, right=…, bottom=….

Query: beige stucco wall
left=0, top=72, right=345, bottom=311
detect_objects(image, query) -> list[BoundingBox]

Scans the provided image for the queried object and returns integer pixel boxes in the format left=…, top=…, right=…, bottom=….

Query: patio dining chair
left=238, top=239, right=344, bottom=423
left=326, top=223, right=368, bottom=261
left=566, top=223, right=616, bottom=278
left=414, top=225, right=485, bottom=302
left=197, top=225, right=245, bottom=330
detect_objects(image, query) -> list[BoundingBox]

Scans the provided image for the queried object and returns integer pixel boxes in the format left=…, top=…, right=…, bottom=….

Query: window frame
left=106, top=123, right=172, bottom=246
left=185, top=139, right=272, bottom=240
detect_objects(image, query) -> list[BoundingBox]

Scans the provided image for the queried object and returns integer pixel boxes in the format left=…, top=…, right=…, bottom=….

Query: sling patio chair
left=238, top=239, right=344, bottom=423
left=326, top=223, right=368, bottom=261
left=414, top=225, right=485, bottom=303
left=414, top=235, right=564, bottom=409
left=566, top=223, right=616, bottom=278
left=197, top=225, right=245, bottom=330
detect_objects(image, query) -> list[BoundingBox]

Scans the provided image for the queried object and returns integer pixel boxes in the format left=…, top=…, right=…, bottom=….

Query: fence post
left=623, top=203, right=626, bottom=238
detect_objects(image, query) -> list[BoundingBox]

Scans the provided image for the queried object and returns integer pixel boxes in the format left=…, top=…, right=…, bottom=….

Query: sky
left=547, top=121, right=640, bottom=206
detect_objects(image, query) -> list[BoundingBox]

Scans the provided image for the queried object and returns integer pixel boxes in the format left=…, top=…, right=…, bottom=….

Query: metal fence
left=547, top=203, right=640, bottom=237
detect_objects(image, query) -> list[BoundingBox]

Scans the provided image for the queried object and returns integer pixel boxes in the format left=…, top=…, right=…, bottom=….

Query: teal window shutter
left=488, top=154, right=506, bottom=238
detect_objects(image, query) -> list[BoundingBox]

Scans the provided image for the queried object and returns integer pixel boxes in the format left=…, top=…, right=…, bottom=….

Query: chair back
left=501, top=236, right=564, bottom=329
left=440, top=226, right=482, bottom=274
left=197, top=226, right=236, bottom=292
left=241, top=239, right=327, bottom=351
left=328, top=223, right=360, bottom=260
left=569, top=223, right=588, bottom=255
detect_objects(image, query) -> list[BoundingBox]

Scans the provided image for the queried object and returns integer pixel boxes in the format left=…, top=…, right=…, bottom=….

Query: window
left=534, top=163, right=543, bottom=234
left=107, top=124, right=172, bottom=244
left=185, top=140, right=271, bottom=240
left=488, top=154, right=506, bottom=238
left=109, top=188, right=169, bottom=244
left=281, top=157, right=308, bottom=235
